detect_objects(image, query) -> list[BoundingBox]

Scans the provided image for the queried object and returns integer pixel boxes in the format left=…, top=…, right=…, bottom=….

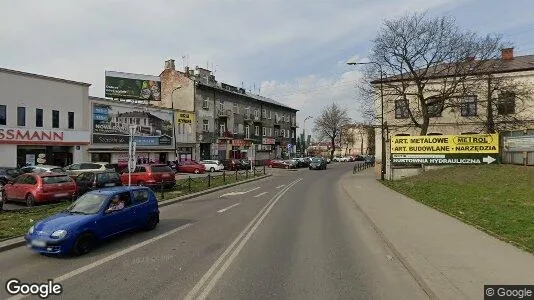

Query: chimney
left=164, top=59, right=175, bottom=70
left=501, top=48, right=514, bottom=60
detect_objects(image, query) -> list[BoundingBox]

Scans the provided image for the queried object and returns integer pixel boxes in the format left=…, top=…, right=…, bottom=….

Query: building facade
left=371, top=48, right=534, bottom=178
left=158, top=60, right=298, bottom=161
left=88, top=97, right=176, bottom=168
left=0, top=68, right=91, bottom=168
left=335, top=123, right=373, bottom=157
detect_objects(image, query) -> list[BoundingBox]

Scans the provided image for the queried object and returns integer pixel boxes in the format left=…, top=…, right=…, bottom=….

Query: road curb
left=339, top=173, right=438, bottom=300
left=0, top=174, right=272, bottom=253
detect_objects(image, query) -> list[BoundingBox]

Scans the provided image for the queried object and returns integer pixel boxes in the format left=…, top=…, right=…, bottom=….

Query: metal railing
left=353, top=161, right=374, bottom=174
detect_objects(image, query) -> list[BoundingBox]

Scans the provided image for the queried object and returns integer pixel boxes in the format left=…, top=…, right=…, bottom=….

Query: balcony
left=218, top=131, right=233, bottom=140
left=218, top=109, right=231, bottom=118
left=243, top=113, right=253, bottom=122
left=253, top=115, right=262, bottom=123
left=290, top=121, right=297, bottom=128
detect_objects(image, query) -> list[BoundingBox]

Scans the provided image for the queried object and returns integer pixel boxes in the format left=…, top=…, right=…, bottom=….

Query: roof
left=372, top=54, right=534, bottom=84
left=196, top=81, right=298, bottom=111
left=0, top=67, right=91, bottom=87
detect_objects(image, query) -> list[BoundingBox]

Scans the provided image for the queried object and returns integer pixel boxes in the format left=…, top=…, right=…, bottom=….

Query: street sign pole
left=128, top=125, right=137, bottom=187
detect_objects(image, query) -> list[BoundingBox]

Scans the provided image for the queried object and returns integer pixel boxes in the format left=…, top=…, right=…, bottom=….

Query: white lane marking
left=217, top=203, right=240, bottom=213
left=219, top=187, right=260, bottom=198
left=275, top=185, right=285, bottom=189
left=253, top=192, right=268, bottom=198
left=185, top=178, right=302, bottom=300
left=7, top=223, right=193, bottom=300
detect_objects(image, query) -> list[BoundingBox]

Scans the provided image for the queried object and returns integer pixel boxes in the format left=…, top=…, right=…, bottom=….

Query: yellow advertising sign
left=175, top=111, right=195, bottom=124
left=390, top=134, right=499, bottom=154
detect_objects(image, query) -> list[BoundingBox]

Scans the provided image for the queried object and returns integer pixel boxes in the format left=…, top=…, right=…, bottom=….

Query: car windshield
left=67, top=193, right=108, bottom=214
left=312, top=158, right=322, bottom=162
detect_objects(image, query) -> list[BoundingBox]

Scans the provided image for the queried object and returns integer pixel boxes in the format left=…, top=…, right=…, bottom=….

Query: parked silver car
left=64, top=162, right=115, bottom=177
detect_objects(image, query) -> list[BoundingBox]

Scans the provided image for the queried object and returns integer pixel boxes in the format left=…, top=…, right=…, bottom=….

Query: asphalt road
left=0, top=163, right=427, bottom=300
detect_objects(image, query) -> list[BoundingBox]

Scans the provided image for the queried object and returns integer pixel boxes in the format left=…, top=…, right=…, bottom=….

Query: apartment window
left=17, top=107, right=26, bottom=126
left=233, top=103, right=239, bottom=114
left=234, top=123, right=239, bottom=134
left=52, top=110, right=60, bottom=128
left=219, top=100, right=224, bottom=112
left=203, top=98, right=209, bottom=109
left=269, top=128, right=273, bottom=136
left=245, top=125, right=250, bottom=138
left=33, top=108, right=43, bottom=127
left=292, top=131, right=295, bottom=138
left=219, top=123, right=226, bottom=135
left=68, top=112, right=74, bottom=129
left=281, top=129, right=285, bottom=137
left=427, top=97, right=444, bottom=117
left=262, top=127, right=267, bottom=136
left=395, top=99, right=409, bottom=119
left=268, top=110, right=272, bottom=119
left=275, top=113, right=279, bottom=122
left=255, top=126, right=260, bottom=136
left=275, top=129, right=279, bottom=137
left=202, top=120, right=209, bottom=132
left=498, top=91, right=516, bottom=115
left=262, top=109, right=266, bottom=118
left=254, top=110, right=260, bottom=118
left=460, top=96, right=477, bottom=117
left=245, top=107, right=250, bottom=117
left=0, top=105, right=5, bottom=125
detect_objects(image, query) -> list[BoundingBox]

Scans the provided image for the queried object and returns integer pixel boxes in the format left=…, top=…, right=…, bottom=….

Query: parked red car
left=266, top=160, right=289, bottom=169
left=2, top=173, right=76, bottom=206
left=176, top=161, right=206, bottom=174
left=120, top=164, right=176, bottom=188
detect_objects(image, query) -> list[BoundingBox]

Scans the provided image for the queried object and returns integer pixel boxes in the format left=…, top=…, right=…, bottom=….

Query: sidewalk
left=340, top=170, right=534, bottom=299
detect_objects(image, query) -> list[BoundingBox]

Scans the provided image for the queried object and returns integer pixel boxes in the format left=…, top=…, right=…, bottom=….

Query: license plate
left=162, top=174, right=171, bottom=178
left=104, top=183, right=116, bottom=187
left=31, top=240, right=46, bottom=247
left=55, top=193, right=68, bottom=197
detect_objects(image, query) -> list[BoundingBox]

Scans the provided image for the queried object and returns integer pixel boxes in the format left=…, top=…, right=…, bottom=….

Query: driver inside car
left=107, top=195, right=124, bottom=212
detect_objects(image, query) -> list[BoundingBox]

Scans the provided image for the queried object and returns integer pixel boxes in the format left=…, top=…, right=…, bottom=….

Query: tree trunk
left=330, top=137, right=336, bottom=159
left=420, top=116, right=430, bottom=135
left=486, top=75, right=496, bottom=134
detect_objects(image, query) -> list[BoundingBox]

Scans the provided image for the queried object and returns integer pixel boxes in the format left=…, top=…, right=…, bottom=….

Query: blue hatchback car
left=25, top=186, right=160, bottom=256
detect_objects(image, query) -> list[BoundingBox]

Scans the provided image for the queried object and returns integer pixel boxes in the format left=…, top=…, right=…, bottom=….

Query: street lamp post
left=303, top=116, right=313, bottom=156
left=347, top=60, right=386, bottom=180
left=171, top=86, right=182, bottom=161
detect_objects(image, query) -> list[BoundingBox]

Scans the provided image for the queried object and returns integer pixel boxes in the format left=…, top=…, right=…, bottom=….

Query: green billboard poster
left=105, top=71, right=161, bottom=101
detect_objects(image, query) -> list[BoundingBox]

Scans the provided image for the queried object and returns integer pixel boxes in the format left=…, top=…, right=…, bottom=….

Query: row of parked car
left=0, top=163, right=177, bottom=208
left=265, top=157, right=329, bottom=170
left=332, top=155, right=374, bottom=163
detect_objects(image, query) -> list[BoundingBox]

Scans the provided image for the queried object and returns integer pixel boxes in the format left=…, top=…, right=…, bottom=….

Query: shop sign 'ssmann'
left=390, top=134, right=499, bottom=165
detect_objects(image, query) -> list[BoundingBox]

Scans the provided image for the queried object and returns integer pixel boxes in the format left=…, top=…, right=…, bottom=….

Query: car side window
left=26, top=176, right=37, bottom=185
left=137, top=166, right=147, bottom=172
left=69, top=164, right=81, bottom=170
left=97, top=173, right=109, bottom=183
left=14, top=175, right=27, bottom=184
left=132, top=190, right=149, bottom=204
left=76, top=173, right=87, bottom=182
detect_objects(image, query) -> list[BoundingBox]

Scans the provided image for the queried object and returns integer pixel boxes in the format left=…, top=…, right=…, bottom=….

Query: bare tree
left=314, top=103, right=352, bottom=159
left=366, top=12, right=504, bottom=135
left=337, top=124, right=355, bottom=155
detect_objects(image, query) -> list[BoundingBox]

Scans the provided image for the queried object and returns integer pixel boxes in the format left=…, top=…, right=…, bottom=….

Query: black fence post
left=246, top=169, right=249, bottom=179
left=235, top=169, right=238, bottom=181
left=254, top=167, right=256, bottom=177
left=223, top=171, right=226, bottom=183
left=160, top=180, right=165, bottom=200
left=188, top=176, right=191, bottom=192
left=263, top=165, right=266, bottom=174
left=208, top=173, right=211, bottom=188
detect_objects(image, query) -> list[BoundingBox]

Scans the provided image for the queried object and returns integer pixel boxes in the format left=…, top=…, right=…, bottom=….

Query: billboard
left=105, top=71, right=161, bottom=101
left=92, top=102, right=173, bottom=146
left=503, top=135, right=534, bottom=152
left=390, top=134, right=499, bottom=165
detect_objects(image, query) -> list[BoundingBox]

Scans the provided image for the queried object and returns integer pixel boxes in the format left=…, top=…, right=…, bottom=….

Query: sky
left=2, top=0, right=534, bottom=137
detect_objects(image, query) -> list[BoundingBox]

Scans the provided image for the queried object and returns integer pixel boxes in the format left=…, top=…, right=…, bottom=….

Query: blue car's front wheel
left=72, top=232, right=95, bottom=256
left=145, top=214, right=159, bottom=231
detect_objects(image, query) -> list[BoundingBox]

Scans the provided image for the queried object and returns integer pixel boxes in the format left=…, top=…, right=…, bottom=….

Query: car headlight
left=28, top=225, right=34, bottom=234
left=50, top=230, right=67, bottom=239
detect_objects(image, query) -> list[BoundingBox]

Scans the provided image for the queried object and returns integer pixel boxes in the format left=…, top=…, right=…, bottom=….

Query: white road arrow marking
left=253, top=192, right=268, bottom=198
left=219, top=187, right=260, bottom=198
left=482, top=156, right=496, bottom=164
left=217, top=203, right=240, bottom=213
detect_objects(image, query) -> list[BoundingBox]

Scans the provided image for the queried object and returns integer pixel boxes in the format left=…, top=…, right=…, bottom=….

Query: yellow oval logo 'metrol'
left=453, top=135, right=493, bottom=145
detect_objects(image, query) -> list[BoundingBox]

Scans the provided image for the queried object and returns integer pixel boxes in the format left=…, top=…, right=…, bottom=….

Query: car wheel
left=194, top=169, right=200, bottom=174
left=72, top=232, right=95, bottom=256
left=145, top=214, right=159, bottom=231
left=210, top=167, right=215, bottom=173
left=25, top=194, right=35, bottom=207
